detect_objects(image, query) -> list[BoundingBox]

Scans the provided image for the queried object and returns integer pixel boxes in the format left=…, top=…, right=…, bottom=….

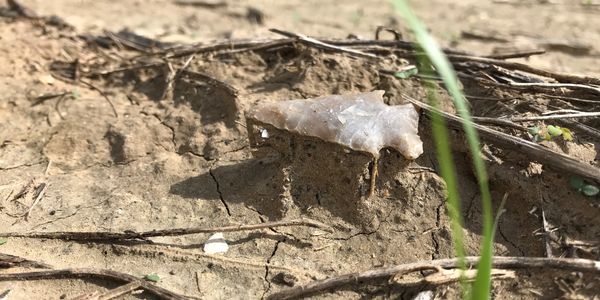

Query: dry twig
left=471, top=116, right=527, bottom=131
left=449, top=54, right=600, bottom=85
left=269, top=29, right=378, bottom=59
left=67, top=282, right=141, bottom=300
left=23, top=182, right=46, bottom=220
left=0, top=253, right=52, bottom=269
left=268, top=256, right=600, bottom=299
left=173, top=0, right=227, bottom=8
left=511, top=111, right=600, bottom=122
left=0, top=218, right=332, bottom=241
left=79, top=80, right=118, bottom=118
left=404, top=95, right=600, bottom=183
left=485, top=49, right=546, bottom=60
left=0, top=269, right=187, bottom=300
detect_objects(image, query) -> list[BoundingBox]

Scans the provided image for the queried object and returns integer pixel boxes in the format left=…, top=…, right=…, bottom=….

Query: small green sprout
left=350, top=9, right=364, bottom=27
left=528, top=124, right=573, bottom=142
left=144, top=274, right=160, bottom=282
left=71, top=89, right=80, bottom=99
left=0, top=238, right=7, bottom=246
left=569, top=176, right=599, bottom=197
left=292, top=11, right=301, bottom=23
left=582, top=185, right=600, bottom=197
left=546, top=125, right=562, bottom=137
left=393, top=67, right=418, bottom=79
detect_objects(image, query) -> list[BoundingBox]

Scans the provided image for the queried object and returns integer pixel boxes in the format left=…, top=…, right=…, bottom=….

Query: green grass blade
left=424, top=82, right=469, bottom=296
left=392, top=1, right=494, bottom=299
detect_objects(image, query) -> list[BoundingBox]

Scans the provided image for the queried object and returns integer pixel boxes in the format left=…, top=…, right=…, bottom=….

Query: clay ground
left=1, top=0, right=600, bottom=299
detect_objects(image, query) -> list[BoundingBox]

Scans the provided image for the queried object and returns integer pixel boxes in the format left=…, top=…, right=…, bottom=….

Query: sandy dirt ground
left=1, top=0, right=599, bottom=299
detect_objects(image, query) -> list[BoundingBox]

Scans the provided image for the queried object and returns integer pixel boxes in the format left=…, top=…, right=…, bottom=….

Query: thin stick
left=541, top=208, right=553, bottom=258
left=177, top=55, right=196, bottom=75
left=507, top=82, right=600, bottom=97
left=511, top=111, right=600, bottom=122
left=216, top=39, right=293, bottom=56
left=0, top=268, right=187, bottom=300
left=135, top=35, right=469, bottom=60
left=23, top=183, right=46, bottom=220
left=404, top=95, right=600, bottom=183
left=369, top=157, right=378, bottom=198
left=538, top=93, right=600, bottom=104
left=268, top=256, right=600, bottom=299
left=97, top=282, right=142, bottom=300
left=44, top=160, right=52, bottom=175
left=165, top=39, right=284, bottom=59
left=54, top=93, right=67, bottom=120
left=160, top=60, right=176, bottom=101
left=0, top=253, right=52, bottom=269
left=195, top=271, right=202, bottom=293
left=417, top=267, right=515, bottom=285
left=79, top=80, right=118, bottom=118
left=68, top=282, right=141, bottom=300
left=485, top=49, right=546, bottom=60
left=269, top=29, right=377, bottom=59
left=471, top=117, right=527, bottom=131
left=448, top=54, right=600, bottom=85
left=0, top=218, right=332, bottom=241
left=173, top=0, right=227, bottom=8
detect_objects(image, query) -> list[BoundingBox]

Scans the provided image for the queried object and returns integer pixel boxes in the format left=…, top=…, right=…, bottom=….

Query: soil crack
left=325, top=220, right=385, bottom=241
left=0, top=161, right=46, bottom=171
left=498, top=221, right=526, bottom=256
left=431, top=199, right=444, bottom=259
left=152, top=114, right=177, bottom=151
left=183, top=150, right=206, bottom=159
left=209, top=167, right=231, bottom=216
left=261, top=240, right=282, bottom=300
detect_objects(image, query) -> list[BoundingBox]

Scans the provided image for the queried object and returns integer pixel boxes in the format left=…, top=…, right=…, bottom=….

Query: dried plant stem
left=268, top=256, right=600, bottom=299
left=0, top=218, right=332, bottom=241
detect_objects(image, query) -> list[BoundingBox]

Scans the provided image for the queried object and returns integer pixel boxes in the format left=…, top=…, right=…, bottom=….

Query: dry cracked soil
left=1, top=0, right=600, bottom=299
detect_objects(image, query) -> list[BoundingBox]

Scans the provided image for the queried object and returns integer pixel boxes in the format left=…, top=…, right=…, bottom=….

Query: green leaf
left=394, top=67, right=418, bottom=79
left=392, top=0, right=495, bottom=298
left=292, top=11, right=301, bottom=23
left=71, top=90, right=80, bottom=99
left=144, top=274, right=160, bottom=282
left=0, top=238, right=6, bottom=246
left=569, top=176, right=585, bottom=190
left=547, top=125, right=562, bottom=137
left=560, top=127, right=573, bottom=141
left=527, top=126, right=540, bottom=136
left=581, top=184, right=599, bottom=197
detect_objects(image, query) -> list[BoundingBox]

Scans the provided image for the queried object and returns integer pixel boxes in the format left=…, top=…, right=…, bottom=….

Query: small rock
left=272, top=272, right=298, bottom=287
left=203, top=233, right=229, bottom=254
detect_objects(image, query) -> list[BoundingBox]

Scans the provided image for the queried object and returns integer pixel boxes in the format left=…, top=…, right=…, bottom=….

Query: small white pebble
left=203, top=233, right=229, bottom=254
left=260, top=128, right=269, bottom=139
